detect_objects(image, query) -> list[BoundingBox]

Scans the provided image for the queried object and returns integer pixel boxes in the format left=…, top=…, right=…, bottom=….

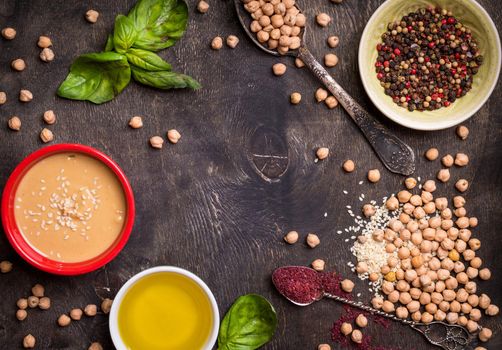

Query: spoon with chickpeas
left=273, top=266, right=477, bottom=350
left=236, top=0, right=415, bottom=175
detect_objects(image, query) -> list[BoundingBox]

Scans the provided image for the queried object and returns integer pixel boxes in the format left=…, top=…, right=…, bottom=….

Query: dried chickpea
left=455, top=179, right=469, bottom=192
left=425, top=148, right=439, bottom=160
left=23, top=334, right=35, bottom=348
left=88, top=343, right=104, bottom=350
left=327, top=36, right=339, bottom=48
left=1, top=27, right=16, bottom=40
left=478, top=268, right=491, bottom=280
left=272, top=63, right=287, bottom=76
left=341, top=279, right=355, bottom=293
left=343, top=159, right=355, bottom=172
left=306, top=233, right=320, bottom=248
left=58, top=314, right=71, bottom=326
left=316, top=13, right=331, bottom=27
left=149, top=136, right=164, bottom=149
left=456, top=125, right=469, bottom=140
left=17, top=298, right=28, bottom=310
left=316, top=147, right=329, bottom=160
left=478, top=328, right=492, bottom=342
left=362, top=204, right=375, bottom=218
left=84, top=304, right=97, bottom=316
left=85, top=9, right=99, bottom=23
left=16, top=309, right=27, bottom=321
left=395, top=306, right=408, bottom=319
left=324, top=95, right=338, bottom=109
left=437, top=169, right=450, bottom=183
left=0, top=91, right=6, bottom=105
left=39, top=297, right=51, bottom=310
left=441, top=154, right=454, bottom=167
left=324, top=53, right=338, bottom=67
left=40, top=48, right=55, bottom=62
left=372, top=296, right=384, bottom=309
left=70, top=308, right=83, bottom=320
left=37, top=35, right=52, bottom=48
left=382, top=300, right=395, bottom=312
left=446, top=312, right=458, bottom=324
left=295, top=58, right=304, bottom=68
left=351, top=329, right=363, bottom=344
left=31, top=284, right=44, bottom=297
left=11, top=58, right=26, bottom=71
left=404, top=177, right=417, bottom=189
left=311, top=259, right=325, bottom=271
left=315, top=88, right=328, bottom=102
left=478, top=294, right=491, bottom=309
left=454, top=153, right=469, bottom=167
left=423, top=180, right=436, bottom=192
left=340, top=322, right=352, bottom=335
left=19, top=89, right=33, bottom=102
left=167, top=129, right=181, bottom=144
left=101, top=298, right=113, bottom=314
left=28, top=296, right=39, bottom=308
left=367, top=169, right=381, bottom=183
left=284, top=231, right=299, bottom=244
left=197, top=1, right=209, bottom=14
left=486, top=304, right=499, bottom=316
left=290, top=92, right=301, bottom=104
left=8, top=116, right=21, bottom=131
left=211, top=36, right=223, bottom=49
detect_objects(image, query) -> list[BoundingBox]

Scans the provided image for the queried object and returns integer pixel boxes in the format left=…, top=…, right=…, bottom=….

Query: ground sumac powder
left=272, top=266, right=323, bottom=304
left=375, top=7, right=482, bottom=111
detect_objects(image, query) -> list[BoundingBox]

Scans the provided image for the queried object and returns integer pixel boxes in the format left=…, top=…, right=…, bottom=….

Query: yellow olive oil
left=118, top=272, right=214, bottom=350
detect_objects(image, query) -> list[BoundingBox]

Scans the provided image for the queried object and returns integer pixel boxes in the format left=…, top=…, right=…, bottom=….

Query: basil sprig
left=57, top=0, right=199, bottom=104
left=218, top=294, right=278, bottom=350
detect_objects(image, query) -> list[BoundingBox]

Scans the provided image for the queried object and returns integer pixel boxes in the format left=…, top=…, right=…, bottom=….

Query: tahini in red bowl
left=1, top=144, right=135, bottom=275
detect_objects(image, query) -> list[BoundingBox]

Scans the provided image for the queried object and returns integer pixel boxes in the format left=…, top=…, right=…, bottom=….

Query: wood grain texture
left=0, top=0, right=501, bottom=349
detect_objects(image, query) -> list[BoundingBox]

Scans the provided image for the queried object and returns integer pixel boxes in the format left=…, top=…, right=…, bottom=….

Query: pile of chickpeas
left=243, top=0, right=306, bottom=55
left=359, top=178, right=497, bottom=344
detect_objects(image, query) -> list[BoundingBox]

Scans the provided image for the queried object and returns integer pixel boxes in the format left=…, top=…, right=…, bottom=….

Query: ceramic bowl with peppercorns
left=359, top=0, right=501, bottom=130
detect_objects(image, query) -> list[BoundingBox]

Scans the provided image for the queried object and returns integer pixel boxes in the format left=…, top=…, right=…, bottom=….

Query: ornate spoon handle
left=325, top=293, right=474, bottom=350
left=297, top=46, right=415, bottom=176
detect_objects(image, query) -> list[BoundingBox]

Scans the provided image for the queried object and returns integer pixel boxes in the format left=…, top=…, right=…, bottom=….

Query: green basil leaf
left=131, top=66, right=200, bottom=89
left=218, top=294, right=277, bottom=350
left=126, top=48, right=171, bottom=71
left=113, top=14, right=138, bottom=53
left=57, top=52, right=131, bottom=104
left=104, top=34, right=114, bottom=52
left=127, top=0, right=188, bottom=51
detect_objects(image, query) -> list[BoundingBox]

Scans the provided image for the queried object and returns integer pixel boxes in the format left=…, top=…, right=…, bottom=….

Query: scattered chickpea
left=455, top=179, right=469, bottom=192
left=1, top=27, right=16, bottom=40
left=40, top=128, right=54, bottom=143
left=0, top=91, right=6, bottom=105
left=315, top=88, right=328, bottom=102
left=70, top=308, right=83, bottom=320
left=167, top=129, right=181, bottom=144
left=8, top=116, right=21, bottom=131
left=19, top=89, right=33, bottom=102
left=84, top=304, right=98, bottom=316
left=423, top=180, right=436, bottom=192
left=226, top=35, right=239, bottom=48
left=456, top=125, right=469, bottom=140
left=478, top=268, right=491, bottom=280
left=454, top=153, right=469, bottom=167
left=40, top=48, right=55, bottom=62
left=324, top=95, right=338, bottom=109
left=43, top=110, right=57, bottom=125
left=272, top=63, right=287, bottom=76
left=355, top=314, right=368, bottom=327
left=367, top=169, right=381, bottom=183
left=404, top=177, right=417, bottom=189
left=340, top=322, right=352, bottom=335
left=441, top=154, right=454, bottom=167
left=284, top=231, right=299, bottom=244
left=16, top=309, right=28, bottom=321
left=129, top=116, right=143, bottom=129
left=295, top=58, right=305, bottom=68
left=211, top=36, right=223, bottom=50
left=478, top=328, right=492, bottom=342
left=11, top=58, right=26, bottom=71
left=341, top=279, right=355, bottom=293
left=316, top=147, right=329, bottom=160
left=149, top=136, right=164, bottom=149
left=31, top=284, right=44, bottom=297
left=486, top=304, right=499, bottom=316
left=311, top=259, right=325, bottom=271
left=425, top=148, right=439, bottom=160
left=437, top=169, right=450, bottom=183
left=351, top=329, right=363, bottom=344
left=23, top=334, right=35, bottom=348
left=58, top=314, right=71, bottom=327
left=27, top=296, right=39, bottom=308
left=324, top=53, right=338, bottom=67
left=85, top=9, right=100, bottom=23
left=37, top=35, right=52, bottom=48
left=362, top=204, right=375, bottom=218
left=39, top=297, right=51, bottom=310
left=88, top=343, right=104, bottom=350
left=306, top=233, right=320, bottom=248
left=327, top=36, right=339, bottom=48
left=101, top=298, right=113, bottom=314
left=197, top=1, right=209, bottom=14
left=17, top=298, right=28, bottom=310
left=290, top=92, right=302, bottom=104
left=318, top=344, right=331, bottom=350
left=316, top=13, right=331, bottom=27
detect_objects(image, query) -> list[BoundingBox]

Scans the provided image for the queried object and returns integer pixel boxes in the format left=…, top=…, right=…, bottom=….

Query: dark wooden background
left=0, top=0, right=500, bottom=349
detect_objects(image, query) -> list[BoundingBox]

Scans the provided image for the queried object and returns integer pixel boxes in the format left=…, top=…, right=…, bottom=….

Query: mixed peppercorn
left=375, top=7, right=483, bottom=111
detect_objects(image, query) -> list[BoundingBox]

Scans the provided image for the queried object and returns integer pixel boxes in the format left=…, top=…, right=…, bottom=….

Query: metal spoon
left=234, top=1, right=415, bottom=176
left=272, top=266, right=476, bottom=350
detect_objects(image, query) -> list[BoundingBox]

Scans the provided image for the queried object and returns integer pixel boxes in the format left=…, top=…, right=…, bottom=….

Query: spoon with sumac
left=234, top=0, right=415, bottom=176
left=272, top=266, right=477, bottom=350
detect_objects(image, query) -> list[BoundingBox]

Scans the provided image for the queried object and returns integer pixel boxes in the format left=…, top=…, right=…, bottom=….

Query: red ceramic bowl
left=1, top=144, right=135, bottom=275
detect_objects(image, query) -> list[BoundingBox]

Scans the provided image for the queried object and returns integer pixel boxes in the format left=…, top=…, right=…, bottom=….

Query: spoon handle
left=297, top=46, right=415, bottom=176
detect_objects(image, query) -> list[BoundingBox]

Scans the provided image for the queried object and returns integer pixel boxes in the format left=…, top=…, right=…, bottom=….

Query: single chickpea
left=271, top=14, right=284, bottom=28
left=84, top=304, right=98, bottom=316
left=311, top=259, right=325, bottom=271
left=250, top=20, right=262, bottom=33
left=58, top=314, right=71, bottom=327
left=17, top=298, right=28, bottom=310
left=455, top=179, right=469, bottom=192
left=316, top=13, right=331, bottom=27
left=362, top=204, right=375, bottom=218
left=423, top=180, right=436, bottom=192
left=437, top=169, right=450, bottom=183
left=272, top=63, right=287, bottom=76
left=211, top=36, right=223, bottom=49
left=1, top=27, right=16, bottom=40
left=407, top=300, right=421, bottom=313
left=468, top=217, right=478, bottom=227
left=225, top=34, right=239, bottom=49
left=470, top=257, right=482, bottom=269
left=88, top=343, right=104, bottom=350
left=421, top=190, right=434, bottom=203
left=369, top=272, right=379, bottom=282
left=446, top=312, right=458, bottom=324
left=486, top=304, right=499, bottom=316
left=8, top=116, right=21, bottom=131
left=167, top=129, right=181, bottom=144
left=16, top=309, right=28, bottom=321
left=425, top=148, right=439, bottom=160
left=41, top=110, right=57, bottom=125
left=367, top=169, right=381, bottom=183
left=101, top=298, right=113, bottom=314
left=404, top=177, right=417, bottom=189
left=11, top=58, right=26, bottom=71
left=421, top=312, right=433, bottom=323
left=345, top=330, right=362, bottom=346
left=28, top=296, right=39, bottom=308
left=23, top=334, right=36, bottom=348
left=341, top=279, right=355, bottom=293
left=85, top=9, right=100, bottom=23
left=468, top=238, right=481, bottom=251
left=411, top=311, right=422, bottom=322
left=478, top=328, right=492, bottom=342
left=435, top=309, right=446, bottom=321
left=316, top=147, right=329, bottom=160
left=327, top=36, right=339, bottom=48
left=478, top=268, right=491, bottom=280
left=149, top=136, right=164, bottom=149
left=467, top=294, right=479, bottom=307
left=371, top=296, right=384, bottom=309
left=356, top=261, right=368, bottom=274
left=306, top=233, right=320, bottom=248
left=456, top=125, right=469, bottom=140
left=0, top=91, right=6, bottom=105
left=324, top=95, right=338, bottom=109
left=295, top=58, right=305, bottom=68
left=37, top=35, right=52, bottom=48
left=19, top=89, right=33, bottom=102
left=324, top=53, right=339, bottom=67
left=39, top=297, right=51, bottom=310
left=290, top=92, right=302, bottom=104
left=31, top=284, right=44, bottom=297
left=458, top=315, right=468, bottom=326
left=395, top=306, right=409, bottom=319
left=197, top=1, right=209, bottom=13
left=70, top=308, right=83, bottom=320
left=40, top=48, right=55, bottom=62
left=340, top=322, right=352, bottom=335
left=315, top=88, right=328, bottom=102
left=441, top=154, right=454, bottom=167
left=128, top=116, right=143, bottom=129
left=382, top=300, right=395, bottom=313
left=284, top=231, right=299, bottom=244
left=454, top=153, right=469, bottom=167
left=478, top=294, right=491, bottom=309
left=453, top=196, right=465, bottom=208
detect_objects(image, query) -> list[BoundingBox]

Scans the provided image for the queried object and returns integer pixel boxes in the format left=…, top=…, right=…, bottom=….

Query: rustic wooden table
left=0, top=0, right=501, bottom=349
